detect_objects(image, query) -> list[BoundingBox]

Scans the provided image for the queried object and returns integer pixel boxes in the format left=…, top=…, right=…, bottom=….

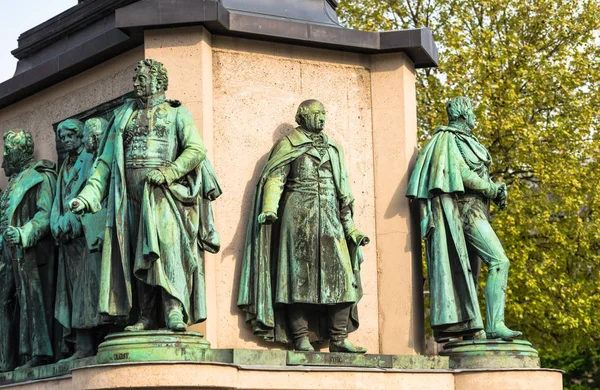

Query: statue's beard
left=303, top=120, right=325, bottom=134
left=4, top=156, right=31, bottom=177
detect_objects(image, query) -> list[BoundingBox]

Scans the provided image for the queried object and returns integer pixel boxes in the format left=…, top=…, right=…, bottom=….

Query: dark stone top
left=220, top=0, right=340, bottom=26
left=0, top=0, right=438, bottom=111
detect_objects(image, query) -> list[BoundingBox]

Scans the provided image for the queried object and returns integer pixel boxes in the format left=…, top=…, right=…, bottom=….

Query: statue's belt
left=125, top=158, right=172, bottom=168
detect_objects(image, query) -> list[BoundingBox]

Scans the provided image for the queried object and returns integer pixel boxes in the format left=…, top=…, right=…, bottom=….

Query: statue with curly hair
left=0, top=130, right=57, bottom=371
left=70, top=59, right=221, bottom=333
left=238, top=100, right=369, bottom=353
left=406, top=96, right=521, bottom=342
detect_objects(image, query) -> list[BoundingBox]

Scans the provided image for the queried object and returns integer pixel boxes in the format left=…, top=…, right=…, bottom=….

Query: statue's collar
left=137, top=93, right=166, bottom=109
left=446, top=122, right=473, bottom=136
left=288, top=127, right=331, bottom=147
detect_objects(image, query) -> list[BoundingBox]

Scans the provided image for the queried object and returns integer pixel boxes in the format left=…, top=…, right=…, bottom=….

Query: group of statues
left=0, top=58, right=521, bottom=373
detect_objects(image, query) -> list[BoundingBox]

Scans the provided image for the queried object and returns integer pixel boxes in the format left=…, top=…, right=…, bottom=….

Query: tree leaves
left=340, top=0, right=600, bottom=370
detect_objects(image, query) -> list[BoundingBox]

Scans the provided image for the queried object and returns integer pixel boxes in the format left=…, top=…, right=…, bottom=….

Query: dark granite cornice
left=0, top=0, right=438, bottom=111
left=12, top=0, right=139, bottom=60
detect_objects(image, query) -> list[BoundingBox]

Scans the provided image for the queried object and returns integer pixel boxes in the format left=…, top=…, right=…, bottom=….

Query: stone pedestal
left=96, top=331, right=210, bottom=364
left=440, top=340, right=540, bottom=369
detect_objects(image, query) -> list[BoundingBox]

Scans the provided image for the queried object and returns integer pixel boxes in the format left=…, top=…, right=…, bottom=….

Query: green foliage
left=339, top=0, right=600, bottom=386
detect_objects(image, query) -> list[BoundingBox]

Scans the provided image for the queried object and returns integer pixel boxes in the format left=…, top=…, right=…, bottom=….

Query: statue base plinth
left=96, top=330, right=210, bottom=364
left=440, top=339, right=540, bottom=369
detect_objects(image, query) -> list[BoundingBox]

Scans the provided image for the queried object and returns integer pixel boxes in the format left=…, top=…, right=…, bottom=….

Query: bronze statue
left=238, top=100, right=369, bottom=353
left=70, top=59, right=221, bottom=332
left=406, top=96, right=521, bottom=341
left=52, top=119, right=109, bottom=362
left=0, top=130, right=57, bottom=370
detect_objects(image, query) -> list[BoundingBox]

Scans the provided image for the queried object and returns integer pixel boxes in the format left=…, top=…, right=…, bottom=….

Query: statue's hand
left=496, top=183, right=508, bottom=210
left=348, top=230, right=370, bottom=247
left=146, top=169, right=166, bottom=186
left=258, top=212, right=278, bottom=225
left=69, top=198, right=88, bottom=215
left=4, top=226, right=21, bottom=246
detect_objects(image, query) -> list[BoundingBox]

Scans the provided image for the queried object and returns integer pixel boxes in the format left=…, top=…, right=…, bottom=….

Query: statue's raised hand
left=258, top=211, right=278, bottom=225
left=69, top=198, right=88, bottom=215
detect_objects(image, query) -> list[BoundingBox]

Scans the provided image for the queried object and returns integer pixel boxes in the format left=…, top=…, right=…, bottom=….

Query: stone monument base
left=96, top=331, right=211, bottom=364
left=440, top=339, right=540, bottom=369
left=0, top=361, right=563, bottom=390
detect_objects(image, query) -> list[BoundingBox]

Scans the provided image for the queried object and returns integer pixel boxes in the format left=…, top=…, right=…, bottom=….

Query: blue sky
left=0, top=1, right=75, bottom=82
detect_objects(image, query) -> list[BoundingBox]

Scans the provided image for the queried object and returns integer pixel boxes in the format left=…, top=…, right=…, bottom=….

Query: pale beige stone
left=0, top=365, right=563, bottom=390
left=454, top=369, right=564, bottom=390
left=211, top=36, right=378, bottom=351
left=370, top=53, right=424, bottom=355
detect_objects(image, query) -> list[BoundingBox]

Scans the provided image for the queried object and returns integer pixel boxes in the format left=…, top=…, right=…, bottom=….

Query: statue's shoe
left=57, top=350, right=94, bottom=364
left=329, top=339, right=367, bottom=354
left=125, top=316, right=155, bottom=331
left=166, top=309, right=187, bottom=332
left=14, top=357, right=45, bottom=371
left=463, top=330, right=487, bottom=341
left=487, top=324, right=522, bottom=340
left=293, top=336, right=315, bottom=352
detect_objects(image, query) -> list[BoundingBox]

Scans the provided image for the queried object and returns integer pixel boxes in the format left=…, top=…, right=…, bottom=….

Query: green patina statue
left=238, top=99, right=369, bottom=353
left=80, top=117, right=109, bottom=253
left=0, top=131, right=57, bottom=371
left=69, top=59, right=221, bottom=332
left=406, top=96, right=521, bottom=342
left=51, top=119, right=110, bottom=362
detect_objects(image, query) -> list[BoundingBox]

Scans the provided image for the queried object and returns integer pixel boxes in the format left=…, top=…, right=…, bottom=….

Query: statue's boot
left=328, top=304, right=366, bottom=354
left=126, top=284, right=157, bottom=331
left=485, top=263, right=522, bottom=340
left=463, top=330, right=487, bottom=341
left=14, top=356, right=46, bottom=371
left=164, top=295, right=187, bottom=332
left=58, top=330, right=95, bottom=363
left=293, top=337, right=315, bottom=352
left=329, top=339, right=367, bottom=353
left=287, top=305, right=314, bottom=351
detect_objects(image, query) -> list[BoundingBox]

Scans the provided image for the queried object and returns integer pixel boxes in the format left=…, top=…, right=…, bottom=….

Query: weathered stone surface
left=440, top=339, right=540, bottom=369
left=96, top=331, right=211, bottom=364
left=0, top=356, right=96, bottom=386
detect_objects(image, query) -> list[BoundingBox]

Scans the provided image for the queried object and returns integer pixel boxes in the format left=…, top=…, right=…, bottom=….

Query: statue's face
left=133, top=67, right=160, bottom=98
left=59, top=128, right=83, bottom=153
left=83, top=122, right=99, bottom=153
left=465, top=103, right=476, bottom=130
left=301, top=102, right=326, bottom=133
left=2, top=145, right=24, bottom=177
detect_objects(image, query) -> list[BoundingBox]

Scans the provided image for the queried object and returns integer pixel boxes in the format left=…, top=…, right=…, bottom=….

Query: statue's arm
left=75, top=126, right=116, bottom=213
left=457, top=157, right=498, bottom=199
left=261, top=164, right=290, bottom=215
left=159, top=106, right=207, bottom=185
left=18, top=173, right=55, bottom=248
left=50, top=178, right=62, bottom=239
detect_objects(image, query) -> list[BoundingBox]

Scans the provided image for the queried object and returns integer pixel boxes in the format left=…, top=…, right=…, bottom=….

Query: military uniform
left=0, top=160, right=56, bottom=368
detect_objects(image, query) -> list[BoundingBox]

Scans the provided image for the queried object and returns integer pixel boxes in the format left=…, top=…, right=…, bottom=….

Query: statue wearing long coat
left=77, top=96, right=221, bottom=325
left=238, top=128, right=364, bottom=343
left=406, top=125, right=497, bottom=340
left=51, top=149, right=107, bottom=351
left=0, top=160, right=56, bottom=367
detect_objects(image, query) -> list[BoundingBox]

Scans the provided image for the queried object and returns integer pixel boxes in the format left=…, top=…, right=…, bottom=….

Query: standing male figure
left=406, top=96, right=521, bottom=341
left=70, top=59, right=221, bottom=332
left=238, top=100, right=369, bottom=353
left=0, top=130, right=56, bottom=370
left=52, top=119, right=107, bottom=361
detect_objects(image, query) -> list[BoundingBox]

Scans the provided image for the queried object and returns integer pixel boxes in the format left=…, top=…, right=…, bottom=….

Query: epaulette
left=167, top=99, right=182, bottom=107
